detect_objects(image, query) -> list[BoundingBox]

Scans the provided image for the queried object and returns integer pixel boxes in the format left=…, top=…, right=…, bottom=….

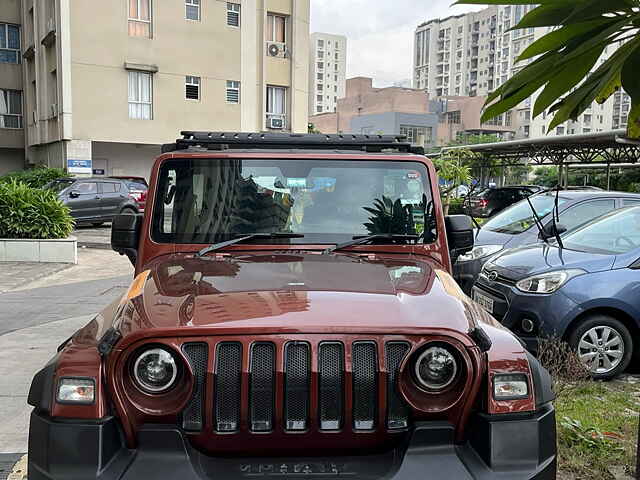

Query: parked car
left=28, top=132, right=556, bottom=480
left=44, top=177, right=142, bottom=226
left=473, top=206, right=640, bottom=379
left=109, top=176, right=148, bottom=211
left=463, top=185, right=543, bottom=218
left=454, top=190, right=640, bottom=294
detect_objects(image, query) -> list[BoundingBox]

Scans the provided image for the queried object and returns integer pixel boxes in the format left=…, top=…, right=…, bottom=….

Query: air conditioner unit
left=50, top=103, right=58, bottom=117
left=266, top=42, right=287, bottom=58
left=269, top=116, right=284, bottom=129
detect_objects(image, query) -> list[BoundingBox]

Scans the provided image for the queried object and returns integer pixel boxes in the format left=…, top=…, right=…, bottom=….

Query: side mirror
left=111, top=213, right=143, bottom=266
left=540, top=223, right=567, bottom=240
left=69, top=191, right=80, bottom=198
left=445, top=215, right=474, bottom=260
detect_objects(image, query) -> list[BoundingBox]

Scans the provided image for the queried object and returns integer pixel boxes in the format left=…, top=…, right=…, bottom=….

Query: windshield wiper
left=197, top=233, right=305, bottom=257
left=323, top=234, right=421, bottom=255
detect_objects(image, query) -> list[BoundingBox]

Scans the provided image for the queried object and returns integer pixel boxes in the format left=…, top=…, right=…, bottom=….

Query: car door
left=64, top=181, right=101, bottom=220
left=554, top=199, right=617, bottom=233
left=99, top=181, right=126, bottom=219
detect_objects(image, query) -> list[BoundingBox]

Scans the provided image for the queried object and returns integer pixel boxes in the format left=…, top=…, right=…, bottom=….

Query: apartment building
left=0, top=0, right=24, bottom=175
left=308, top=32, right=346, bottom=115
left=0, top=0, right=310, bottom=178
left=414, top=6, right=625, bottom=140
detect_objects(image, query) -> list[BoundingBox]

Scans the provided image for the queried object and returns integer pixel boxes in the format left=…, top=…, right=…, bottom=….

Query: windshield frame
left=150, top=154, right=439, bottom=247
left=44, top=179, right=76, bottom=194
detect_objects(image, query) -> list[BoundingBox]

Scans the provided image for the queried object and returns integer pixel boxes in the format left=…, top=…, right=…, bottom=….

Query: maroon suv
left=28, top=133, right=556, bottom=480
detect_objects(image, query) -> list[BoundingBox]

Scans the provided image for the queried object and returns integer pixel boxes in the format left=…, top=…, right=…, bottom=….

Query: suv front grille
left=181, top=337, right=412, bottom=436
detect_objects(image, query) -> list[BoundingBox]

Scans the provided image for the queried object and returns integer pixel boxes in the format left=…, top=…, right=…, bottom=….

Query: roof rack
left=161, top=131, right=424, bottom=155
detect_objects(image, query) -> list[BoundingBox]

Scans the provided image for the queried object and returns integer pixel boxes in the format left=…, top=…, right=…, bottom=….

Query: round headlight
left=414, top=345, right=458, bottom=391
left=133, top=348, right=179, bottom=394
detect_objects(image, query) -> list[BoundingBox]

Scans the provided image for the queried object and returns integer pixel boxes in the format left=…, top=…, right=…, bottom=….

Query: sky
left=309, top=0, right=485, bottom=87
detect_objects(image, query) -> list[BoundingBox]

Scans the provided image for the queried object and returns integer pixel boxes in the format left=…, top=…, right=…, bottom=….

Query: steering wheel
left=615, top=236, right=637, bottom=249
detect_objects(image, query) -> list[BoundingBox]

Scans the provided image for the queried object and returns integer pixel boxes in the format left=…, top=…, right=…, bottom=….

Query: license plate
left=473, top=290, right=494, bottom=313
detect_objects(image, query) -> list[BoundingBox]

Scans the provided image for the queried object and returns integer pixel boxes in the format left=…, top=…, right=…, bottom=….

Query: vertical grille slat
left=385, top=342, right=411, bottom=430
left=214, top=342, right=242, bottom=432
left=182, top=343, right=208, bottom=432
left=318, top=342, right=344, bottom=430
left=352, top=342, right=378, bottom=430
left=249, top=343, right=275, bottom=432
left=284, top=342, right=310, bottom=431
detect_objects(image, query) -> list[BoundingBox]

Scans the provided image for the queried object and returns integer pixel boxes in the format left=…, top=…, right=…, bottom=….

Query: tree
left=457, top=0, right=640, bottom=138
left=446, top=133, right=503, bottom=146
left=434, top=148, right=473, bottom=214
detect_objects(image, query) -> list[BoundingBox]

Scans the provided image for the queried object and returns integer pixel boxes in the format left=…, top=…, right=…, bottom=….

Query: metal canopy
left=443, top=129, right=640, bottom=167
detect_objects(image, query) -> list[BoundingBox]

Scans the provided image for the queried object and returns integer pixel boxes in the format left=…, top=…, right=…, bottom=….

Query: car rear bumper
left=28, top=406, right=556, bottom=480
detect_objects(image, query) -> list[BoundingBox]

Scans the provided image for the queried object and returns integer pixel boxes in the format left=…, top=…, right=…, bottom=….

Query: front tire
left=568, top=314, right=633, bottom=380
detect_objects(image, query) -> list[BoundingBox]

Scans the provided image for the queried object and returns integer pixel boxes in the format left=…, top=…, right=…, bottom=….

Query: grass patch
left=556, top=380, right=639, bottom=479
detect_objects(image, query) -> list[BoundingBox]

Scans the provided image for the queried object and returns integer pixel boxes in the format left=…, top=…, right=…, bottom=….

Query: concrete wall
left=92, top=142, right=161, bottom=181
left=0, top=148, right=25, bottom=175
left=350, top=112, right=438, bottom=147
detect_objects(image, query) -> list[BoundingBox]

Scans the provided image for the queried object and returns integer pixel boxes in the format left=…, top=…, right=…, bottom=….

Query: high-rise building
left=308, top=33, right=346, bottom=116
left=0, top=0, right=24, bottom=175
left=0, top=0, right=310, bottom=178
left=414, top=6, right=625, bottom=140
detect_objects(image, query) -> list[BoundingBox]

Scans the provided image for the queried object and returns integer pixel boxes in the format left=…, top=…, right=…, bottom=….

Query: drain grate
left=0, top=454, right=25, bottom=480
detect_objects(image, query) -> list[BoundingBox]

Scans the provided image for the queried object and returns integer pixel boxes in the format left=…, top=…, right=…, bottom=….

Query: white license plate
left=473, top=290, right=494, bottom=313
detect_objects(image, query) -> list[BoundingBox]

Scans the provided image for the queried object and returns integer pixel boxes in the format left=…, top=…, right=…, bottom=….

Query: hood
left=487, top=244, right=615, bottom=281
left=114, top=253, right=478, bottom=341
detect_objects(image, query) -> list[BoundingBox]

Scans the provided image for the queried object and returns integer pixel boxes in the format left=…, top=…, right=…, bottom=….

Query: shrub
left=0, top=180, right=75, bottom=239
left=537, top=336, right=590, bottom=398
left=0, top=166, right=68, bottom=189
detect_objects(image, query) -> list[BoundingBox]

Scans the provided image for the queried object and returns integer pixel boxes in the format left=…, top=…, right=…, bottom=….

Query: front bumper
left=28, top=405, right=556, bottom=480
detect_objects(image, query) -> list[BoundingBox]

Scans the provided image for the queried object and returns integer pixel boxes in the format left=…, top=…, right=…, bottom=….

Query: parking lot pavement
left=0, top=263, right=71, bottom=294
left=73, top=224, right=112, bottom=249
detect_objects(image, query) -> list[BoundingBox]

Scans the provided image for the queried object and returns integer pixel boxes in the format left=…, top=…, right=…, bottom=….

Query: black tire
left=568, top=314, right=633, bottom=380
left=92, top=222, right=104, bottom=227
left=120, top=207, right=137, bottom=215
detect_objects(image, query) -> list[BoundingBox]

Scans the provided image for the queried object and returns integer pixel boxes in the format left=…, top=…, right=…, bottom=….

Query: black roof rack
left=161, top=131, right=424, bottom=155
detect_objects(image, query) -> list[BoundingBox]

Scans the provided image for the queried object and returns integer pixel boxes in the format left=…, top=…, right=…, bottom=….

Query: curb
left=7, top=455, right=26, bottom=480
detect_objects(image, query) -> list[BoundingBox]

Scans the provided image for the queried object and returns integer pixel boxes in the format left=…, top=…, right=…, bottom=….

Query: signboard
left=92, top=169, right=105, bottom=175
left=68, top=159, right=92, bottom=175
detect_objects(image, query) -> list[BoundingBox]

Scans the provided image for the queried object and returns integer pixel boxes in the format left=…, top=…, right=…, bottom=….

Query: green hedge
left=447, top=198, right=466, bottom=215
left=0, top=180, right=75, bottom=239
left=0, top=166, right=67, bottom=189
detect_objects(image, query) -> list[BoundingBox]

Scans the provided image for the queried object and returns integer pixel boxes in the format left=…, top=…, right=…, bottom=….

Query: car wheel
left=121, top=207, right=137, bottom=215
left=568, top=315, right=633, bottom=380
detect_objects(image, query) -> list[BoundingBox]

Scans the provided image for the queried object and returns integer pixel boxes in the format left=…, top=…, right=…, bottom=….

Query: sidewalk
left=0, top=263, right=71, bottom=294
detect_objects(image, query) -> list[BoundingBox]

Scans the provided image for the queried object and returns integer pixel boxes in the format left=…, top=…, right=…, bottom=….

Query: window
left=76, top=182, right=98, bottom=195
left=185, top=76, right=200, bottom=100
left=129, top=0, right=152, bottom=37
left=226, top=80, right=240, bottom=103
left=266, top=13, right=286, bottom=43
left=128, top=71, right=152, bottom=120
left=0, top=23, right=20, bottom=64
left=316, top=73, right=322, bottom=80
left=317, top=39, right=324, bottom=49
left=400, top=125, right=433, bottom=146
left=317, top=62, right=324, bottom=70
left=316, top=95, right=322, bottom=102
left=101, top=182, right=120, bottom=194
left=317, top=106, right=323, bottom=113
left=266, top=85, right=286, bottom=115
left=227, top=3, right=240, bottom=27
left=556, top=126, right=565, bottom=135
left=559, top=200, right=617, bottom=232
left=0, top=89, right=22, bottom=128
left=186, top=0, right=200, bottom=20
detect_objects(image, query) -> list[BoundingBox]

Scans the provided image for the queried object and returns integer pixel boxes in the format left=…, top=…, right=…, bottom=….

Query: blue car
left=472, top=206, right=640, bottom=379
left=455, top=190, right=640, bottom=294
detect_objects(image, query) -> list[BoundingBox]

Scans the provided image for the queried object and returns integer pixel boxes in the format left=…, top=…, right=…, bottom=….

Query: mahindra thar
left=28, top=132, right=556, bottom=479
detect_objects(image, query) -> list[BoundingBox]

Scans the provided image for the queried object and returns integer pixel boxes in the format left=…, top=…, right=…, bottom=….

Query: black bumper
left=28, top=405, right=556, bottom=480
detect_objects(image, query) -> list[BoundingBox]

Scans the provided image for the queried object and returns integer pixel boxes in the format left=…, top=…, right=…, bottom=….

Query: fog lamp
left=56, top=377, right=95, bottom=404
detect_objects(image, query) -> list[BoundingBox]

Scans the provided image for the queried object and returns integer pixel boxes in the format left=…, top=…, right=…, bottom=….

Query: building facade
left=308, top=32, right=346, bottom=116
left=0, top=0, right=310, bottom=179
left=0, top=0, right=25, bottom=175
left=414, top=6, right=627, bottom=140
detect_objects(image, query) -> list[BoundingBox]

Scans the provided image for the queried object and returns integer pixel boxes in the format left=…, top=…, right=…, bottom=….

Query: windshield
left=483, top=194, right=569, bottom=235
left=44, top=179, right=75, bottom=194
left=152, top=158, right=436, bottom=245
left=563, top=207, right=640, bottom=255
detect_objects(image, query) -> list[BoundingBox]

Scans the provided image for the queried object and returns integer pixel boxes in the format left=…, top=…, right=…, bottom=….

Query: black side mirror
left=445, top=215, right=474, bottom=260
left=69, top=191, right=80, bottom=198
left=540, top=223, right=567, bottom=240
left=111, top=214, right=143, bottom=266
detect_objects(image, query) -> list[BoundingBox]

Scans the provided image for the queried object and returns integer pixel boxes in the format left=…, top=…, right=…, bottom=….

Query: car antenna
left=525, top=195, right=549, bottom=245
left=551, top=183, right=564, bottom=250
